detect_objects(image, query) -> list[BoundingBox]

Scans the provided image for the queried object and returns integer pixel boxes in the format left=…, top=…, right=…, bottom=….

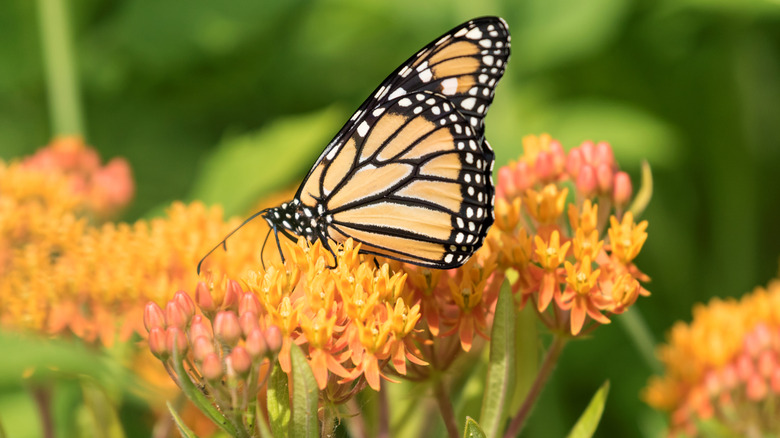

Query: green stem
left=503, top=335, right=568, bottom=438
left=36, top=0, right=85, bottom=136
left=433, top=377, right=458, bottom=438
left=618, top=309, right=662, bottom=374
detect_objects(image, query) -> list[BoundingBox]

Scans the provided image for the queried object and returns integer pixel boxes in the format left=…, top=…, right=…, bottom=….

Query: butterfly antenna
left=197, top=208, right=270, bottom=275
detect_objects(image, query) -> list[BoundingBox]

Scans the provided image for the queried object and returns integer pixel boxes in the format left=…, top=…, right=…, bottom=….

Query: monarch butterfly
left=199, top=16, right=510, bottom=273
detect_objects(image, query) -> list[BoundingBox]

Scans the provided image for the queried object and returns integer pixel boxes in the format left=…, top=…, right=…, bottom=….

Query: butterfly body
left=199, top=17, right=510, bottom=274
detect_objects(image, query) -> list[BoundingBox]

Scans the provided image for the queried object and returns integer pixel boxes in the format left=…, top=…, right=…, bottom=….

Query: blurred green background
left=2, top=0, right=780, bottom=436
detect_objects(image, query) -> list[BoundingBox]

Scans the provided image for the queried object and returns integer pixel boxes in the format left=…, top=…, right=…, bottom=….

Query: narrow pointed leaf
left=566, top=380, right=610, bottom=438
left=267, top=361, right=291, bottom=438
left=290, top=344, right=319, bottom=438
left=629, top=160, right=653, bottom=218
left=171, top=344, right=239, bottom=437
left=463, top=417, right=487, bottom=438
left=479, top=279, right=516, bottom=436
left=510, top=301, right=539, bottom=413
left=167, top=402, right=198, bottom=438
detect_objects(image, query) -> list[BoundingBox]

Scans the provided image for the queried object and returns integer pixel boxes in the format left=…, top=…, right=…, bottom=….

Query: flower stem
left=503, top=335, right=568, bottom=438
left=433, top=377, right=459, bottom=438
left=377, top=387, right=390, bottom=438
left=31, top=386, right=54, bottom=438
left=36, top=0, right=85, bottom=136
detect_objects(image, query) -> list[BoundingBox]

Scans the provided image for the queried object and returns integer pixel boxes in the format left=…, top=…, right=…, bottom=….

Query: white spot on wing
left=372, top=107, right=385, bottom=117
left=419, top=68, right=432, bottom=82
left=357, top=121, right=370, bottom=137
left=398, top=97, right=412, bottom=107
left=465, top=28, right=483, bottom=40
left=461, top=97, right=477, bottom=110
left=388, top=87, right=406, bottom=100
left=441, top=77, right=458, bottom=95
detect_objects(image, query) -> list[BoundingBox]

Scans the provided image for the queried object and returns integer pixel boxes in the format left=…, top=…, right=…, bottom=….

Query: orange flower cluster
left=488, top=134, right=650, bottom=335
left=0, top=139, right=266, bottom=345
left=644, top=278, right=780, bottom=437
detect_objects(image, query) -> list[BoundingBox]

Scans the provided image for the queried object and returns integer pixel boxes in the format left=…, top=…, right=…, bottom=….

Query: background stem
left=36, top=0, right=85, bottom=137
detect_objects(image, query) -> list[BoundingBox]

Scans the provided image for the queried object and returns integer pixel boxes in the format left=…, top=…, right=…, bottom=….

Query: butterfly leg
left=319, top=236, right=339, bottom=269
left=272, top=224, right=287, bottom=265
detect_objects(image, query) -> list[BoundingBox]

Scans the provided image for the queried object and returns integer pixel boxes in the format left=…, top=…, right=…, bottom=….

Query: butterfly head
left=262, top=199, right=321, bottom=242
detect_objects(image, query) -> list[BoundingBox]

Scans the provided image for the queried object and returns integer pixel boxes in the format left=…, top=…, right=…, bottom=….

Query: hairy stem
left=433, top=377, right=459, bottom=438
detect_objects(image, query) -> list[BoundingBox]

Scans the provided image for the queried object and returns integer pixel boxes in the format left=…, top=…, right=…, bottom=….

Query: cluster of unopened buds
left=144, top=280, right=282, bottom=427
left=489, top=134, right=649, bottom=335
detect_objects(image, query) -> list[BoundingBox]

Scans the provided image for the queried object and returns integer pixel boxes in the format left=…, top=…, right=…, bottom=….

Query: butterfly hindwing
left=300, top=91, right=494, bottom=268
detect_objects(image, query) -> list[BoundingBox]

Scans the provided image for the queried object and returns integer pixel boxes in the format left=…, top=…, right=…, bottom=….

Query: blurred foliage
left=1, top=0, right=779, bottom=436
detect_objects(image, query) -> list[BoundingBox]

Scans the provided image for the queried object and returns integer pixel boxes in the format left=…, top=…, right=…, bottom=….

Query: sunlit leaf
left=267, top=361, right=290, bottom=438
left=290, top=344, right=318, bottom=438
left=566, top=380, right=610, bottom=438
left=167, top=402, right=197, bottom=438
left=463, top=417, right=487, bottom=438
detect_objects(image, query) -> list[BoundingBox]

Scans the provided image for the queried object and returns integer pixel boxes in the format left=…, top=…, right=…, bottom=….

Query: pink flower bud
left=166, top=327, right=189, bottom=357
left=721, top=364, right=738, bottom=389
left=264, top=325, right=282, bottom=353
left=746, top=373, right=768, bottom=401
left=222, top=280, right=242, bottom=311
left=245, top=328, right=267, bottom=359
left=534, top=151, right=554, bottom=182
left=758, top=350, right=776, bottom=378
left=239, top=292, right=261, bottom=317
left=513, top=161, right=533, bottom=192
left=195, top=282, right=215, bottom=314
left=736, top=353, right=754, bottom=381
left=565, top=148, right=583, bottom=179
left=201, top=353, right=223, bottom=381
left=575, top=165, right=597, bottom=198
left=229, top=346, right=252, bottom=377
left=192, top=336, right=216, bottom=362
left=214, top=311, right=241, bottom=345
left=579, top=141, right=595, bottom=164
left=703, top=370, right=720, bottom=396
left=143, top=302, right=165, bottom=332
left=595, top=163, right=613, bottom=194
left=549, top=140, right=566, bottom=175
left=174, top=291, right=195, bottom=319
left=148, top=327, right=168, bottom=360
left=496, top=166, right=516, bottom=200
left=771, top=368, right=780, bottom=393
left=239, top=311, right=260, bottom=336
left=189, top=318, right=213, bottom=344
left=165, top=300, right=190, bottom=329
left=613, top=171, right=632, bottom=207
left=594, top=141, right=614, bottom=168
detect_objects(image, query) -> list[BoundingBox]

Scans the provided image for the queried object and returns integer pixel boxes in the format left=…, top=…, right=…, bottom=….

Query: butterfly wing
left=298, top=91, right=495, bottom=268
left=296, top=16, right=510, bottom=200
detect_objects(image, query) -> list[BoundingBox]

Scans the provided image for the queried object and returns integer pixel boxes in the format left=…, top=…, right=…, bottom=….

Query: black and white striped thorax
left=262, top=199, right=323, bottom=242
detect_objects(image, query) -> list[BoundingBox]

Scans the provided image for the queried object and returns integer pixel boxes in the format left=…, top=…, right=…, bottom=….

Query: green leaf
left=290, top=344, right=319, bottom=438
left=566, top=380, right=610, bottom=438
left=463, top=417, right=487, bottom=438
left=509, top=299, right=539, bottom=414
left=629, top=161, right=653, bottom=219
left=189, top=107, right=343, bottom=216
left=81, top=382, right=125, bottom=438
left=267, top=361, right=291, bottom=438
left=170, top=342, right=240, bottom=437
left=479, top=279, right=516, bottom=437
left=167, top=401, right=198, bottom=438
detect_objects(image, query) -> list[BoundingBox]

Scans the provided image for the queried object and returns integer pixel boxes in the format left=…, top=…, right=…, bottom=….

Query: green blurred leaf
left=509, top=300, right=539, bottom=414
left=267, top=361, right=290, bottom=438
left=166, top=401, right=197, bottom=438
left=463, top=416, right=487, bottom=438
left=290, top=344, right=318, bottom=438
left=695, top=417, right=744, bottom=438
left=629, top=161, right=654, bottom=219
left=566, top=380, right=610, bottom=438
left=479, top=279, right=515, bottom=436
left=81, top=382, right=125, bottom=438
left=190, top=107, right=343, bottom=216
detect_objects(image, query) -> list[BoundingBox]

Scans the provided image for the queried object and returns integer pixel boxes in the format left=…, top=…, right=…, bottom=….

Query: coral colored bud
left=201, top=353, right=223, bottom=381
left=165, top=300, right=190, bottom=329
left=549, top=140, right=566, bottom=175
left=229, top=346, right=252, bottom=377
left=195, top=282, right=215, bottom=314
left=565, top=148, right=583, bottom=179
left=703, top=370, right=720, bottom=396
left=771, top=368, right=780, bottom=393
left=736, top=353, right=754, bottom=381
left=496, top=166, right=516, bottom=200
left=222, top=280, right=242, bottom=311
left=192, top=336, right=215, bottom=362
left=595, top=163, right=614, bottom=194
left=580, top=141, right=595, bottom=164
left=174, top=291, right=196, bottom=319
left=166, top=327, right=189, bottom=357
left=755, top=323, right=772, bottom=350
left=594, top=141, right=614, bottom=168
left=214, top=311, right=242, bottom=345
left=239, top=292, right=261, bottom=317
left=721, top=364, right=738, bottom=389
left=148, top=327, right=168, bottom=360
left=245, top=328, right=267, bottom=359
left=746, top=374, right=768, bottom=400
left=576, top=165, right=597, bottom=197
left=143, top=302, right=166, bottom=332
left=513, top=161, right=534, bottom=192
left=758, top=350, right=776, bottom=377
left=534, top=151, right=554, bottom=182
left=613, top=171, right=632, bottom=206
left=239, top=311, right=260, bottom=336
left=264, top=325, right=282, bottom=353
left=189, top=319, right=212, bottom=344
